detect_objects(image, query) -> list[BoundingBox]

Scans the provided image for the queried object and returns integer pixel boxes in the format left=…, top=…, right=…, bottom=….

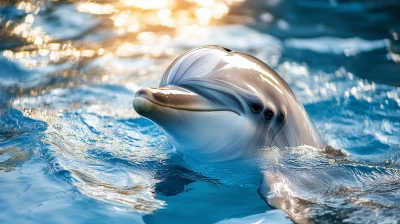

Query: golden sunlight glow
left=17, top=1, right=40, bottom=13
left=121, top=0, right=171, bottom=9
left=4, top=0, right=246, bottom=69
left=195, top=8, right=212, bottom=25
left=77, top=2, right=116, bottom=15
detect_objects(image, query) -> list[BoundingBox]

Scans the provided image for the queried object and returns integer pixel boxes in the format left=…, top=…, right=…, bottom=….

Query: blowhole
left=222, top=47, right=233, bottom=53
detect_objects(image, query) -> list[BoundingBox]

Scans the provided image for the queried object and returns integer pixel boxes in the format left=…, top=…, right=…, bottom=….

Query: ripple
left=285, top=37, right=388, bottom=56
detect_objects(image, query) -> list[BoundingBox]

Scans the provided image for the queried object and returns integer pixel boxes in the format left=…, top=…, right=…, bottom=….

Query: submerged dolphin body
left=133, top=46, right=324, bottom=163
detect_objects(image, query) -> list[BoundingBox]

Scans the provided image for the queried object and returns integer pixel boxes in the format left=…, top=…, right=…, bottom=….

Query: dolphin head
left=133, top=46, right=323, bottom=163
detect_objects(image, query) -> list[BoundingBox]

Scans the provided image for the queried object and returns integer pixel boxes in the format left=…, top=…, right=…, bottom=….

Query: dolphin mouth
left=133, top=85, right=240, bottom=115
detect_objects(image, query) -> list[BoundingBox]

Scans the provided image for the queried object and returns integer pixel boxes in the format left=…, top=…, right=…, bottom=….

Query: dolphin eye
left=264, top=109, right=274, bottom=120
left=249, top=103, right=263, bottom=114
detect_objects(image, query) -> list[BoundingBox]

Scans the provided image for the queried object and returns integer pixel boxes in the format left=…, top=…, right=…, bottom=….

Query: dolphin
left=132, top=45, right=335, bottom=222
left=133, top=45, right=324, bottom=163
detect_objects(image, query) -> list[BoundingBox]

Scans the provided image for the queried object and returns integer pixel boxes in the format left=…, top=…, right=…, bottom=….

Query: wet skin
left=133, top=45, right=324, bottom=163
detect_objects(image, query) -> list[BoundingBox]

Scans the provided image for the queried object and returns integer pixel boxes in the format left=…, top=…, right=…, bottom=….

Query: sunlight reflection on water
left=3, top=0, right=245, bottom=69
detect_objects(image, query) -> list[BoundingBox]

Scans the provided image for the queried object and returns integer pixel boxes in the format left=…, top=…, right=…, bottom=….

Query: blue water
left=0, top=0, right=399, bottom=223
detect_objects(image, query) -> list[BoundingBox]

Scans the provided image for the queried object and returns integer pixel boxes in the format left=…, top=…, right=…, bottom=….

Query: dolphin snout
left=133, top=85, right=237, bottom=114
left=133, top=88, right=153, bottom=115
left=134, top=86, right=192, bottom=107
left=133, top=86, right=194, bottom=115
left=135, top=87, right=151, bottom=97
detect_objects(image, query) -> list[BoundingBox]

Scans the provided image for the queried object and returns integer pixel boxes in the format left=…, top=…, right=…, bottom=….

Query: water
left=0, top=0, right=399, bottom=223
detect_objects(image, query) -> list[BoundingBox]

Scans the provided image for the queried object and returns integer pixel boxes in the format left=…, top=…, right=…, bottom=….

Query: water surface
left=0, top=0, right=399, bottom=223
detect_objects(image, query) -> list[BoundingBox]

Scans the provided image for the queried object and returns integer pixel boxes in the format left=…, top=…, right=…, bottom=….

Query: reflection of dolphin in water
left=133, top=45, right=324, bottom=163
left=133, top=46, right=337, bottom=222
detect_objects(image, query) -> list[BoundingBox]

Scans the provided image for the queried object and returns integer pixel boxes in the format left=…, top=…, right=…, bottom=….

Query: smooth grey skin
left=133, top=45, right=324, bottom=163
